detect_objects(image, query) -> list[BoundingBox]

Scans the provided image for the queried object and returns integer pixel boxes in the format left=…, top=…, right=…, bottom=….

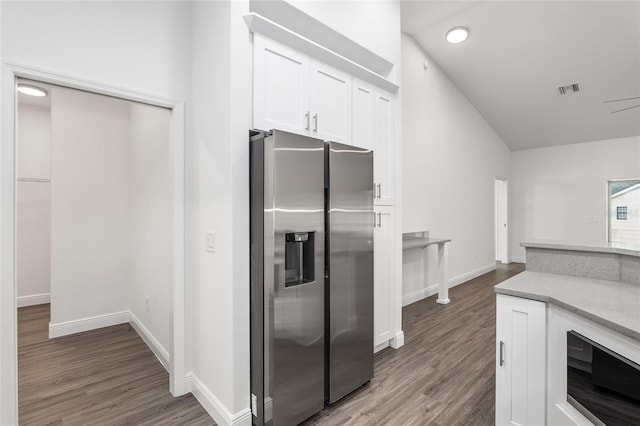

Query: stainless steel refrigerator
left=250, top=129, right=374, bottom=426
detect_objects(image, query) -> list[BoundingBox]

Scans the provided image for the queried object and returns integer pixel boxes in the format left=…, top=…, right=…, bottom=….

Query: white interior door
left=495, top=178, right=509, bottom=263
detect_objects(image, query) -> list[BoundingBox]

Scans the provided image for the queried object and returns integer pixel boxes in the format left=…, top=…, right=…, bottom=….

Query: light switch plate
left=206, top=232, right=216, bottom=253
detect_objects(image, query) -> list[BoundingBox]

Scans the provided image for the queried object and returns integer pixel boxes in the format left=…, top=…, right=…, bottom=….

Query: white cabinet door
left=253, top=35, right=310, bottom=135
left=374, top=205, right=394, bottom=347
left=496, top=294, right=546, bottom=426
left=309, top=62, right=352, bottom=144
left=373, top=90, right=395, bottom=205
left=352, top=79, right=375, bottom=150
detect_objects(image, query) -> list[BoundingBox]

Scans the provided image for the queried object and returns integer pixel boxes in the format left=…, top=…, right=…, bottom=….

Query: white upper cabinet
left=352, top=79, right=395, bottom=205
left=253, top=35, right=309, bottom=135
left=373, top=90, right=395, bottom=205
left=253, top=34, right=351, bottom=143
left=352, top=79, right=375, bottom=151
left=309, top=63, right=352, bottom=144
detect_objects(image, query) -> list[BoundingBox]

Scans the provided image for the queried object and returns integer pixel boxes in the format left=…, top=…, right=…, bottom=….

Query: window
left=616, top=206, right=628, bottom=220
left=608, top=179, right=640, bottom=244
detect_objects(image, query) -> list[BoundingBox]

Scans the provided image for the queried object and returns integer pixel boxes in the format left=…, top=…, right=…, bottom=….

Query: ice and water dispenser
left=284, top=232, right=315, bottom=286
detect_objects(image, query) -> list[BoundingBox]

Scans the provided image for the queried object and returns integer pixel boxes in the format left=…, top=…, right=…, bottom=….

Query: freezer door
left=265, top=130, right=326, bottom=425
left=326, top=142, right=374, bottom=403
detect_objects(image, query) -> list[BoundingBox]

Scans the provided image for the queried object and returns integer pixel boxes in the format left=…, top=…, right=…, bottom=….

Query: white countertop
left=495, top=271, right=640, bottom=341
left=402, top=237, right=451, bottom=250
left=521, top=240, right=640, bottom=257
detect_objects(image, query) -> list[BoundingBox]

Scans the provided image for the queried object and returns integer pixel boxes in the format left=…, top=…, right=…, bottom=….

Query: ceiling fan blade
left=610, top=104, right=640, bottom=114
left=603, top=96, right=640, bottom=103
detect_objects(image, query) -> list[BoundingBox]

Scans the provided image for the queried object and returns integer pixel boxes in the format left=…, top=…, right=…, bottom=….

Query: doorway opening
left=495, top=178, right=509, bottom=264
left=2, top=67, right=187, bottom=424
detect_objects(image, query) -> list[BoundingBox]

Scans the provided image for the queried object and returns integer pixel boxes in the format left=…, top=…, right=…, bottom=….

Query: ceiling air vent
left=558, top=83, right=581, bottom=95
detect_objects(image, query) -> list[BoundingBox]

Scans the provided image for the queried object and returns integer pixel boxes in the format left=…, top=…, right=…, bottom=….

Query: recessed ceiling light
left=17, top=84, right=48, bottom=97
left=446, top=26, right=469, bottom=44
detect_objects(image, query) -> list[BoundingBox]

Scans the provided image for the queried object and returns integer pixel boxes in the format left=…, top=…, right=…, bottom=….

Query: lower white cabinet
left=373, top=205, right=394, bottom=347
left=495, top=294, right=546, bottom=426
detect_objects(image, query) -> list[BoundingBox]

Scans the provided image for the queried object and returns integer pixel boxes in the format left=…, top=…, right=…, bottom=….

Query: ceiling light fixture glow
left=446, top=26, right=469, bottom=44
left=17, top=84, right=48, bottom=97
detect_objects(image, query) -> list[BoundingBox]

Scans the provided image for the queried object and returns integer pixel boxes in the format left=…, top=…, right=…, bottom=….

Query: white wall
left=48, top=85, right=172, bottom=355
left=49, top=87, right=131, bottom=326
left=16, top=102, right=51, bottom=305
left=1, top=5, right=192, bottom=422
left=1, top=1, right=190, bottom=100
left=511, top=136, right=640, bottom=261
left=129, top=102, right=172, bottom=356
left=187, top=1, right=253, bottom=421
left=17, top=103, right=51, bottom=180
left=401, top=34, right=511, bottom=305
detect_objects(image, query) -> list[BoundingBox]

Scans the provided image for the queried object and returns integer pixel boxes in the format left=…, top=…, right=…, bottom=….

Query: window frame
left=607, top=178, right=640, bottom=243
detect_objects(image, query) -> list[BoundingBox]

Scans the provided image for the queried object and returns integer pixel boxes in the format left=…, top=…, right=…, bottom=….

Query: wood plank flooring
left=305, top=262, right=526, bottom=426
left=18, top=262, right=524, bottom=425
left=18, top=304, right=213, bottom=425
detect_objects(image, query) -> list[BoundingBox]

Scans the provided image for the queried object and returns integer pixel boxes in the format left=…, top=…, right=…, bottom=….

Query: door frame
left=495, top=177, right=509, bottom=264
left=1, top=62, right=187, bottom=425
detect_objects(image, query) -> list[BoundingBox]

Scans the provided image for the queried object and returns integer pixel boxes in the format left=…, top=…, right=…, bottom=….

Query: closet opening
left=15, top=78, right=177, bottom=423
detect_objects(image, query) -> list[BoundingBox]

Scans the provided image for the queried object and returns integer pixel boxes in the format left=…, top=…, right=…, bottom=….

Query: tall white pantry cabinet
left=252, top=33, right=401, bottom=350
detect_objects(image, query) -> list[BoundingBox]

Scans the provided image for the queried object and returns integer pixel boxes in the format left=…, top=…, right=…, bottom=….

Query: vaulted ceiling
left=401, top=1, right=640, bottom=151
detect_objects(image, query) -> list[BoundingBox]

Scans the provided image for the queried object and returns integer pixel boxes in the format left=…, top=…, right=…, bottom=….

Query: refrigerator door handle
left=305, top=111, right=310, bottom=131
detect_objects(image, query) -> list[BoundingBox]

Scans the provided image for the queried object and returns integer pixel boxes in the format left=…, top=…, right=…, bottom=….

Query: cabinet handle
left=377, top=183, right=382, bottom=198
left=373, top=212, right=377, bottom=226
left=499, top=341, right=505, bottom=366
left=377, top=212, right=382, bottom=228
left=373, top=183, right=377, bottom=198
left=313, top=113, right=318, bottom=133
left=305, top=111, right=310, bottom=131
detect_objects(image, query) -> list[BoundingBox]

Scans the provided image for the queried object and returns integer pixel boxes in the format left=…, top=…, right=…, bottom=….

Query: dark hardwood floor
left=306, top=262, right=526, bottom=426
left=18, top=262, right=524, bottom=425
left=18, top=304, right=213, bottom=425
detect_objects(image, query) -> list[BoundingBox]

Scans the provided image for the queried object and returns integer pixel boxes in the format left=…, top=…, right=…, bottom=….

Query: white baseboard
left=402, top=262, right=497, bottom=307
left=403, top=285, right=438, bottom=306
left=511, top=256, right=526, bottom=264
left=186, top=373, right=252, bottom=426
left=129, top=311, right=169, bottom=372
left=448, top=262, right=497, bottom=287
left=49, top=310, right=129, bottom=338
left=17, top=293, right=50, bottom=308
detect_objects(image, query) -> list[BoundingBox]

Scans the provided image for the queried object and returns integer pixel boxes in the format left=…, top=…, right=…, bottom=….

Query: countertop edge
left=520, top=241, right=640, bottom=257
left=495, top=286, right=640, bottom=342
